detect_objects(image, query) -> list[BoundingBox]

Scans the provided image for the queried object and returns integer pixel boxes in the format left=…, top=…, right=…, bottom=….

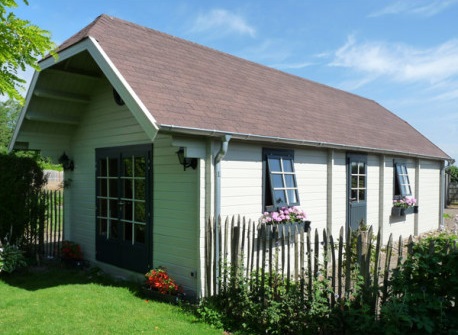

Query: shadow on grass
left=1, top=259, right=140, bottom=294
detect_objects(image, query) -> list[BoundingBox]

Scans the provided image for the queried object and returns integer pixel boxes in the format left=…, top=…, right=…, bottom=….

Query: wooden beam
left=25, top=112, right=80, bottom=125
left=44, top=68, right=103, bottom=82
left=34, top=88, right=90, bottom=104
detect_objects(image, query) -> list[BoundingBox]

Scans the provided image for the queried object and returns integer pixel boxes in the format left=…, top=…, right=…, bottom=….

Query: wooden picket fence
left=204, top=215, right=439, bottom=310
left=24, top=190, right=64, bottom=259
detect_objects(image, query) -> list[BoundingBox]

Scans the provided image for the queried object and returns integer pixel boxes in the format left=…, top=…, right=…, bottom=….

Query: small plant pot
left=141, top=287, right=182, bottom=304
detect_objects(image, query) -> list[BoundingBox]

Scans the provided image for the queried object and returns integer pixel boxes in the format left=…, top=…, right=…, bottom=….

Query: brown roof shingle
left=54, top=14, right=450, bottom=160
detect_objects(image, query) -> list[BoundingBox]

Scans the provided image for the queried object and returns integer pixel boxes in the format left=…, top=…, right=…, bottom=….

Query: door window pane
left=135, top=202, right=146, bottom=222
left=135, top=224, right=145, bottom=244
left=134, top=180, right=145, bottom=200
left=109, top=179, right=118, bottom=198
left=109, top=158, right=118, bottom=176
left=110, top=220, right=118, bottom=239
left=123, top=157, right=133, bottom=177
left=135, top=157, right=146, bottom=177
left=123, top=179, right=133, bottom=199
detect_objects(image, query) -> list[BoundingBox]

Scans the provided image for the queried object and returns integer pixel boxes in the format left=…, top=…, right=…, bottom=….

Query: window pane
left=124, top=179, right=133, bottom=199
left=351, top=189, right=357, bottom=200
left=109, top=158, right=118, bottom=176
left=283, top=159, right=293, bottom=172
left=359, top=176, right=365, bottom=188
left=123, top=157, right=133, bottom=177
left=109, top=200, right=118, bottom=218
left=135, top=157, right=146, bottom=177
left=284, top=174, right=295, bottom=188
left=99, top=178, right=107, bottom=197
left=135, top=224, right=145, bottom=244
left=98, top=218, right=107, bottom=237
left=100, top=158, right=107, bottom=177
left=135, top=179, right=145, bottom=200
left=124, top=201, right=133, bottom=221
left=99, top=199, right=107, bottom=217
left=109, top=179, right=118, bottom=198
left=273, top=190, right=286, bottom=205
left=110, top=220, right=118, bottom=239
left=358, top=163, right=366, bottom=174
left=135, top=202, right=146, bottom=222
left=351, top=176, right=358, bottom=188
left=359, top=189, right=366, bottom=201
left=268, top=158, right=281, bottom=172
left=271, top=174, right=284, bottom=188
left=351, top=162, right=358, bottom=175
left=287, top=189, right=298, bottom=204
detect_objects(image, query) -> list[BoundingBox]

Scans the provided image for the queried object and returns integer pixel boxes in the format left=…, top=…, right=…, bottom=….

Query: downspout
left=214, top=134, right=231, bottom=292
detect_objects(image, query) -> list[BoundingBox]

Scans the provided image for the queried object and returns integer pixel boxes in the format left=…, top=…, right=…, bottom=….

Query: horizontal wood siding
left=418, top=159, right=441, bottom=234
left=153, top=134, right=201, bottom=294
left=295, top=149, right=328, bottom=233
left=220, top=142, right=263, bottom=219
left=331, top=152, right=347, bottom=237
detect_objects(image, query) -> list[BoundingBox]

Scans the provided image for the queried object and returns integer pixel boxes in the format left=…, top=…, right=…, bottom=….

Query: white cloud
left=330, top=36, right=458, bottom=86
left=369, top=0, right=458, bottom=17
left=270, top=61, right=313, bottom=70
left=190, top=9, right=256, bottom=38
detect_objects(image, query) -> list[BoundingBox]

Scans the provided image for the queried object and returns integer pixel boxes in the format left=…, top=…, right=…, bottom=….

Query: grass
left=0, top=264, right=225, bottom=335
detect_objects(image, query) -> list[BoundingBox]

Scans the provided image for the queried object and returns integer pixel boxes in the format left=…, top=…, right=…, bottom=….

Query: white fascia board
left=38, top=37, right=159, bottom=141
left=8, top=71, right=40, bottom=152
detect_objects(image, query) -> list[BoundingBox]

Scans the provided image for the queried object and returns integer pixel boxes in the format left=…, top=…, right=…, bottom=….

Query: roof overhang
left=159, top=124, right=452, bottom=162
left=9, top=36, right=159, bottom=152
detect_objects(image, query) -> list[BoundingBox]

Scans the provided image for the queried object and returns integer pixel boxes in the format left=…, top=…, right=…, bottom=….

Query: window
left=263, top=149, right=300, bottom=211
left=394, top=162, right=412, bottom=197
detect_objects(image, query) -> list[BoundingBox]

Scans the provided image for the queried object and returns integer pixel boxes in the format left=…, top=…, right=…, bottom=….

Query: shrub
left=380, top=234, right=458, bottom=334
left=0, top=237, right=27, bottom=273
left=0, top=153, right=46, bottom=251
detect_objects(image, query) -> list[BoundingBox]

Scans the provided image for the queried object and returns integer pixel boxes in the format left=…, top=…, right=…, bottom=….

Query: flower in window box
left=260, top=206, right=308, bottom=225
left=393, top=196, right=417, bottom=209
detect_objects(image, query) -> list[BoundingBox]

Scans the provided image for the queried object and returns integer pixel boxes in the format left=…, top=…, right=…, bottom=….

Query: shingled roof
left=52, top=14, right=449, bottom=160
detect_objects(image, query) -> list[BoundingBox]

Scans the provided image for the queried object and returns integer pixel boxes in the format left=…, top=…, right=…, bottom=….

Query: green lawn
left=0, top=265, right=224, bottom=335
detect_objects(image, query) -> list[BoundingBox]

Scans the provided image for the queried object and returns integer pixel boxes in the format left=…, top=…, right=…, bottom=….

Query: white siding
left=152, top=134, right=202, bottom=294
left=220, top=142, right=263, bottom=220
left=417, top=159, right=441, bottom=234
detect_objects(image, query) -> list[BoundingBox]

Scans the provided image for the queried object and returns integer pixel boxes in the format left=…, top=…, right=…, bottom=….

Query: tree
left=0, top=0, right=55, bottom=102
left=0, top=98, right=21, bottom=151
left=446, top=165, right=458, bottom=183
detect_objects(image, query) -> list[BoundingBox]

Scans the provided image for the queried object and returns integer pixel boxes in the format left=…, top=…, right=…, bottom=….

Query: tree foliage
left=0, top=0, right=55, bottom=102
left=447, top=165, right=458, bottom=183
left=0, top=99, right=21, bottom=151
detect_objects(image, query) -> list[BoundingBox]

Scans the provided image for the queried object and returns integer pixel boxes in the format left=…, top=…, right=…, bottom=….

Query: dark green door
left=95, top=144, right=152, bottom=273
left=347, top=153, right=367, bottom=231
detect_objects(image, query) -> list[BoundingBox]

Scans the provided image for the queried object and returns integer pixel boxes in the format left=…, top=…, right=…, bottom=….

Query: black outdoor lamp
left=58, top=152, right=74, bottom=171
left=176, top=147, right=197, bottom=171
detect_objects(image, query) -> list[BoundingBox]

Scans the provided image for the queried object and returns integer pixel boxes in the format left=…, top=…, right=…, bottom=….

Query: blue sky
left=14, top=0, right=458, bottom=162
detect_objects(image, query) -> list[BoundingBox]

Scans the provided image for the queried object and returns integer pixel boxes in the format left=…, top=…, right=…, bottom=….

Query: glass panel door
left=96, top=145, right=152, bottom=273
left=347, top=154, right=367, bottom=231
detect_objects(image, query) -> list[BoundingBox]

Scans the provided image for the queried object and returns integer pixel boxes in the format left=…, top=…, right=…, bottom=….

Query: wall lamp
left=176, top=147, right=197, bottom=171
left=58, top=152, right=74, bottom=171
